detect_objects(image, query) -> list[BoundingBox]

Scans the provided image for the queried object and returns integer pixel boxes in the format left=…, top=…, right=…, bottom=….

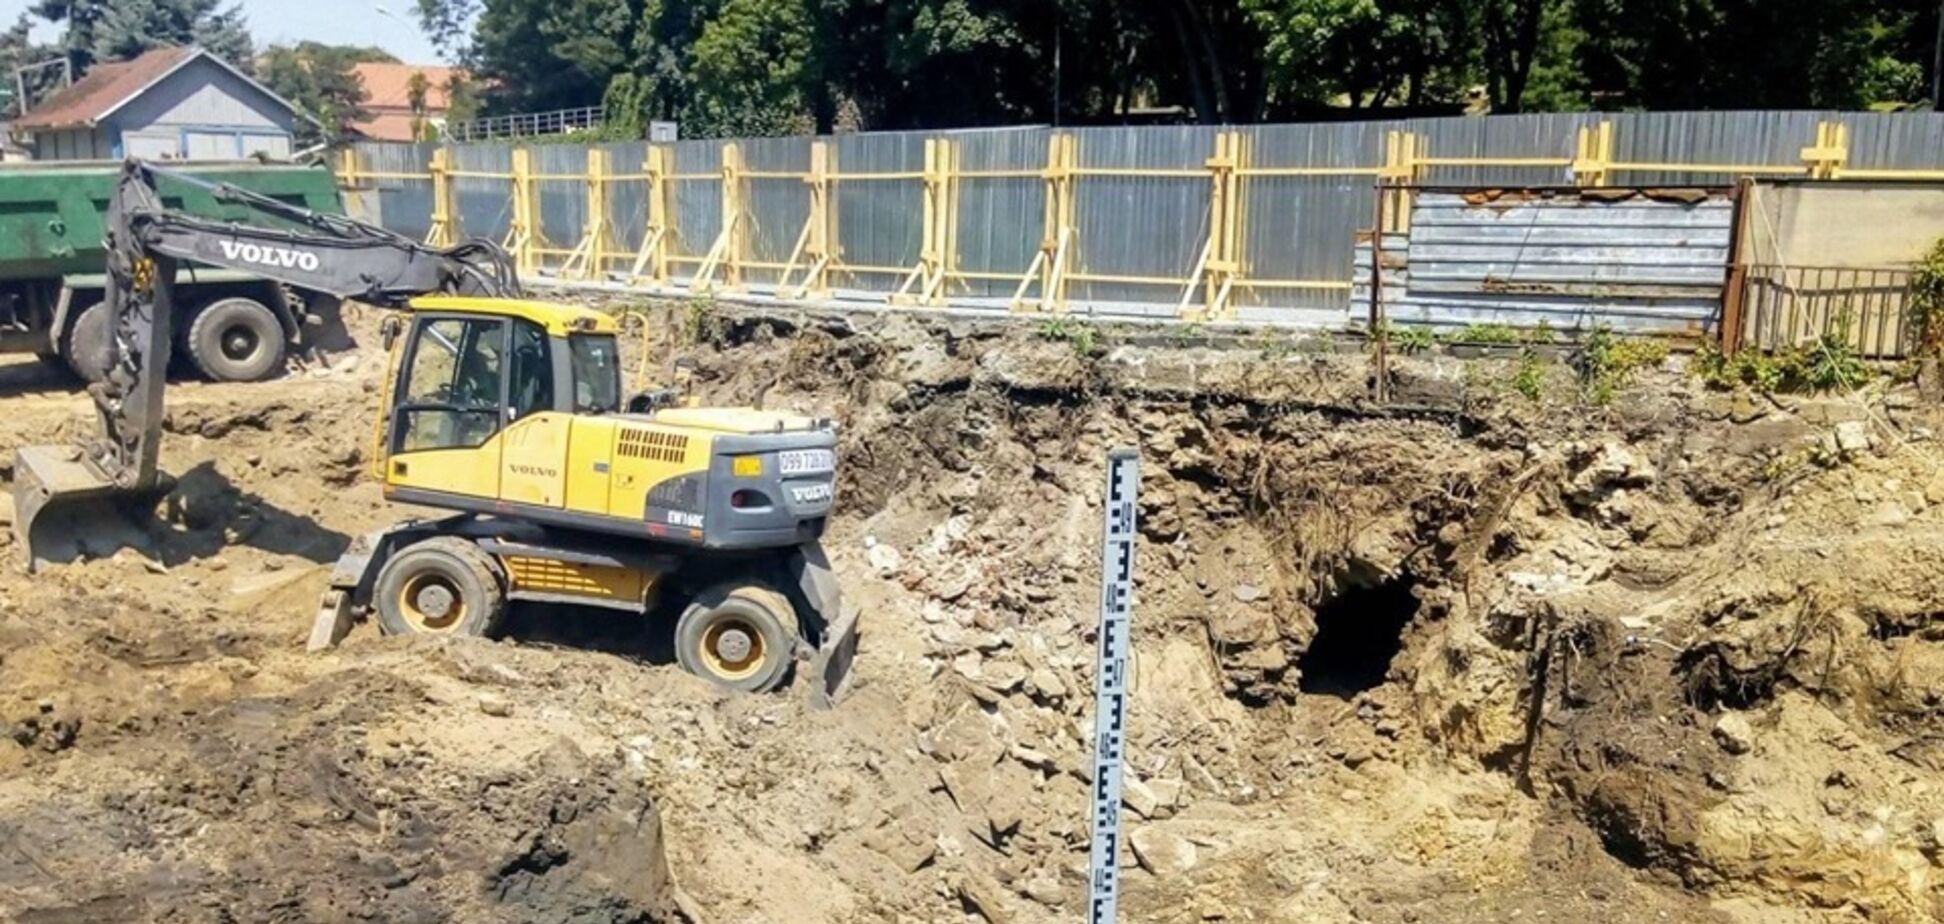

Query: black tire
left=675, top=583, right=800, bottom=693
left=373, top=537, right=507, bottom=639
left=186, top=297, right=284, bottom=382
left=62, top=300, right=112, bottom=383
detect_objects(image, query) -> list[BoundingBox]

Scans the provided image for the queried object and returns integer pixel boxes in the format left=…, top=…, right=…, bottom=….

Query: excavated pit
left=0, top=300, right=1940, bottom=923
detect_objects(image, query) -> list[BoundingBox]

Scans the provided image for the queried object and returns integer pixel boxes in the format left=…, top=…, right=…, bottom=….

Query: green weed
left=1576, top=326, right=1670, bottom=406
left=1510, top=346, right=1546, bottom=400
left=1692, top=332, right=1872, bottom=394
left=1909, top=235, right=1944, bottom=356
left=1037, top=317, right=1105, bottom=357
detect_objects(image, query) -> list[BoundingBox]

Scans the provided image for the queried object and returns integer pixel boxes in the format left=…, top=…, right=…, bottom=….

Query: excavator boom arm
left=11, top=158, right=520, bottom=571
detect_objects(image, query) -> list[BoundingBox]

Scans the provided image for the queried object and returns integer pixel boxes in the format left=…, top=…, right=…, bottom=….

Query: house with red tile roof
left=350, top=62, right=462, bottom=142
left=13, top=46, right=310, bottom=161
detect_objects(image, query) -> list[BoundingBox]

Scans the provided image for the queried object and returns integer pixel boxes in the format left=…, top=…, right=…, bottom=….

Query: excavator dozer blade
left=11, top=445, right=144, bottom=574
left=789, top=539, right=859, bottom=710
left=810, top=603, right=861, bottom=709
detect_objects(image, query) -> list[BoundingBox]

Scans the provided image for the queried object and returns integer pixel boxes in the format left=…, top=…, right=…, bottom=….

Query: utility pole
left=12, top=58, right=72, bottom=118
left=1052, top=8, right=1063, bottom=127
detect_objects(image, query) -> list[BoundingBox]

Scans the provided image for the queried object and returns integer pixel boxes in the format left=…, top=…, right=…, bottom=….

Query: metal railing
left=1736, top=265, right=1915, bottom=358
left=445, top=106, right=606, bottom=142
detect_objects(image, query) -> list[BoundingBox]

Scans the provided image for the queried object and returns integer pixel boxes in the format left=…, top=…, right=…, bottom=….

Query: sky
left=0, top=0, right=453, bottom=65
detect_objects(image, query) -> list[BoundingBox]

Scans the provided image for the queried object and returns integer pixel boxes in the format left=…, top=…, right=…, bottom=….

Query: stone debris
left=1129, top=825, right=1199, bottom=877
left=1713, top=712, right=1755, bottom=755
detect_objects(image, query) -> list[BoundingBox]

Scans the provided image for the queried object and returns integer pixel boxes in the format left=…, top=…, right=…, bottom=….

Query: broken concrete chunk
left=1713, top=712, right=1754, bottom=755
left=477, top=694, right=514, bottom=718
left=1123, top=776, right=1161, bottom=819
left=866, top=543, right=903, bottom=575
left=1833, top=420, right=1871, bottom=455
left=1129, top=825, right=1199, bottom=877
left=955, top=871, right=1016, bottom=924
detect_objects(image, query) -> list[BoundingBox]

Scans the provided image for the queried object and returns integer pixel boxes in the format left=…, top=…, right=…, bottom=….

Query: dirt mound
left=0, top=299, right=1940, bottom=922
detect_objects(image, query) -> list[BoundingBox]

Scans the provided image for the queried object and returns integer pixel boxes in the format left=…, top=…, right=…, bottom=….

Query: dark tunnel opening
left=1298, top=573, right=1420, bottom=698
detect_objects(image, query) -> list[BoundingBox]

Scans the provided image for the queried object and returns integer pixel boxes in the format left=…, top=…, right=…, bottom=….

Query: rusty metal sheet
left=1367, top=189, right=1733, bottom=335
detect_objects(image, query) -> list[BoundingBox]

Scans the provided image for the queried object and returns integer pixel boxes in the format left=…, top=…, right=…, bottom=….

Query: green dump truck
left=0, top=160, right=345, bottom=382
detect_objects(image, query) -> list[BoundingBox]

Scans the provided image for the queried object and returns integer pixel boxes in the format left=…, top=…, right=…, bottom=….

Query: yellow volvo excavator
left=12, top=161, right=856, bottom=701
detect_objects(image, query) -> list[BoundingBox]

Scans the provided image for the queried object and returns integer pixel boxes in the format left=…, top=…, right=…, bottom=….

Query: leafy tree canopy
left=258, top=42, right=397, bottom=147
left=411, top=0, right=1944, bottom=138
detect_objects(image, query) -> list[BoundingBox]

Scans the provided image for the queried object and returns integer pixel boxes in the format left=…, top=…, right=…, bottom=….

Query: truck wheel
left=373, top=537, right=507, bottom=639
left=63, top=300, right=112, bottom=383
left=187, top=297, right=284, bottom=382
left=676, top=583, right=799, bottom=693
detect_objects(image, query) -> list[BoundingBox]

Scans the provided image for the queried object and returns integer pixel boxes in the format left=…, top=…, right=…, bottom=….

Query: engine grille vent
left=619, top=428, right=689, bottom=463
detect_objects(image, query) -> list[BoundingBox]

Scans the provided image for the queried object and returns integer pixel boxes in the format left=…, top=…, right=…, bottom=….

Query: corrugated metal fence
left=341, top=110, right=1944, bottom=339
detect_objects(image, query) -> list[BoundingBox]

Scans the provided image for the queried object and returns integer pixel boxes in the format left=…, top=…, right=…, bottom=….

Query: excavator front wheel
left=373, top=537, right=506, bottom=639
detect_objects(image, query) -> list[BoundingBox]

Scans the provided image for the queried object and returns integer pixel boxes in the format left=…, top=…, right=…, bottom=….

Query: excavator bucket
left=11, top=445, right=147, bottom=573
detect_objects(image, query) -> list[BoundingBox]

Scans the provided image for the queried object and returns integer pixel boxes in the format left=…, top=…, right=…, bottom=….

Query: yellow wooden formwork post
left=629, top=146, right=673, bottom=286
left=1031, top=134, right=1078, bottom=312
left=504, top=147, right=538, bottom=277
left=1011, top=133, right=1075, bottom=312
left=942, top=139, right=961, bottom=304
left=691, top=143, right=744, bottom=294
left=1573, top=121, right=1614, bottom=188
left=724, top=142, right=745, bottom=289
left=336, top=146, right=361, bottom=187
left=563, top=147, right=613, bottom=279
left=1179, top=131, right=1243, bottom=320
left=893, top=139, right=938, bottom=304
left=894, top=138, right=959, bottom=306
left=1802, top=121, right=1850, bottom=180
left=782, top=140, right=835, bottom=299
left=587, top=147, right=614, bottom=277
left=1377, top=130, right=1423, bottom=234
left=426, top=147, right=456, bottom=246
left=924, top=138, right=960, bottom=304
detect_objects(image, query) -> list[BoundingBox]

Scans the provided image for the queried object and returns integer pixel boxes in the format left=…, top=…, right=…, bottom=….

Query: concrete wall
left=1747, top=182, right=1944, bottom=269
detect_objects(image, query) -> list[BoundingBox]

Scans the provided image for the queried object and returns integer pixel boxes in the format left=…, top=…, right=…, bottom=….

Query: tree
left=32, top=0, right=253, bottom=73
left=0, top=14, right=62, bottom=119
left=29, top=0, right=109, bottom=72
left=407, top=71, right=436, bottom=141
left=401, top=0, right=1944, bottom=130
left=415, top=0, right=482, bottom=62
left=444, top=72, right=483, bottom=127
left=258, top=42, right=394, bottom=147
left=1572, top=0, right=1925, bottom=109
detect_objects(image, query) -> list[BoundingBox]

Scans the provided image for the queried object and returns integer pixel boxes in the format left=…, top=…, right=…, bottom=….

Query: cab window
left=570, top=334, right=621, bottom=413
left=508, top=319, right=554, bottom=419
left=396, top=316, right=505, bottom=452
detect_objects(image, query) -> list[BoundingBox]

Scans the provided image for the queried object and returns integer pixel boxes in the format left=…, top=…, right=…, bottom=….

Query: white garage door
left=123, top=131, right=178, bottom=159
left=241, top=134, right=291, bottom=160
left=184, top=131, right=236, bottom=159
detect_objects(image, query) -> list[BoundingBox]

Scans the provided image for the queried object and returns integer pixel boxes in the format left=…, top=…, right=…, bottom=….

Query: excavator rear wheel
left=186, top=297, right=284, bottom=382
left=373, top=537, right=507, bottom=639
left=675, top=583, right=800, bottom=693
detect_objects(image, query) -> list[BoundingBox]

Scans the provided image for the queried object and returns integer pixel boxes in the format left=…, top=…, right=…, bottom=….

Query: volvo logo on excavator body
left=216, top=240, right=321, bottom=272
